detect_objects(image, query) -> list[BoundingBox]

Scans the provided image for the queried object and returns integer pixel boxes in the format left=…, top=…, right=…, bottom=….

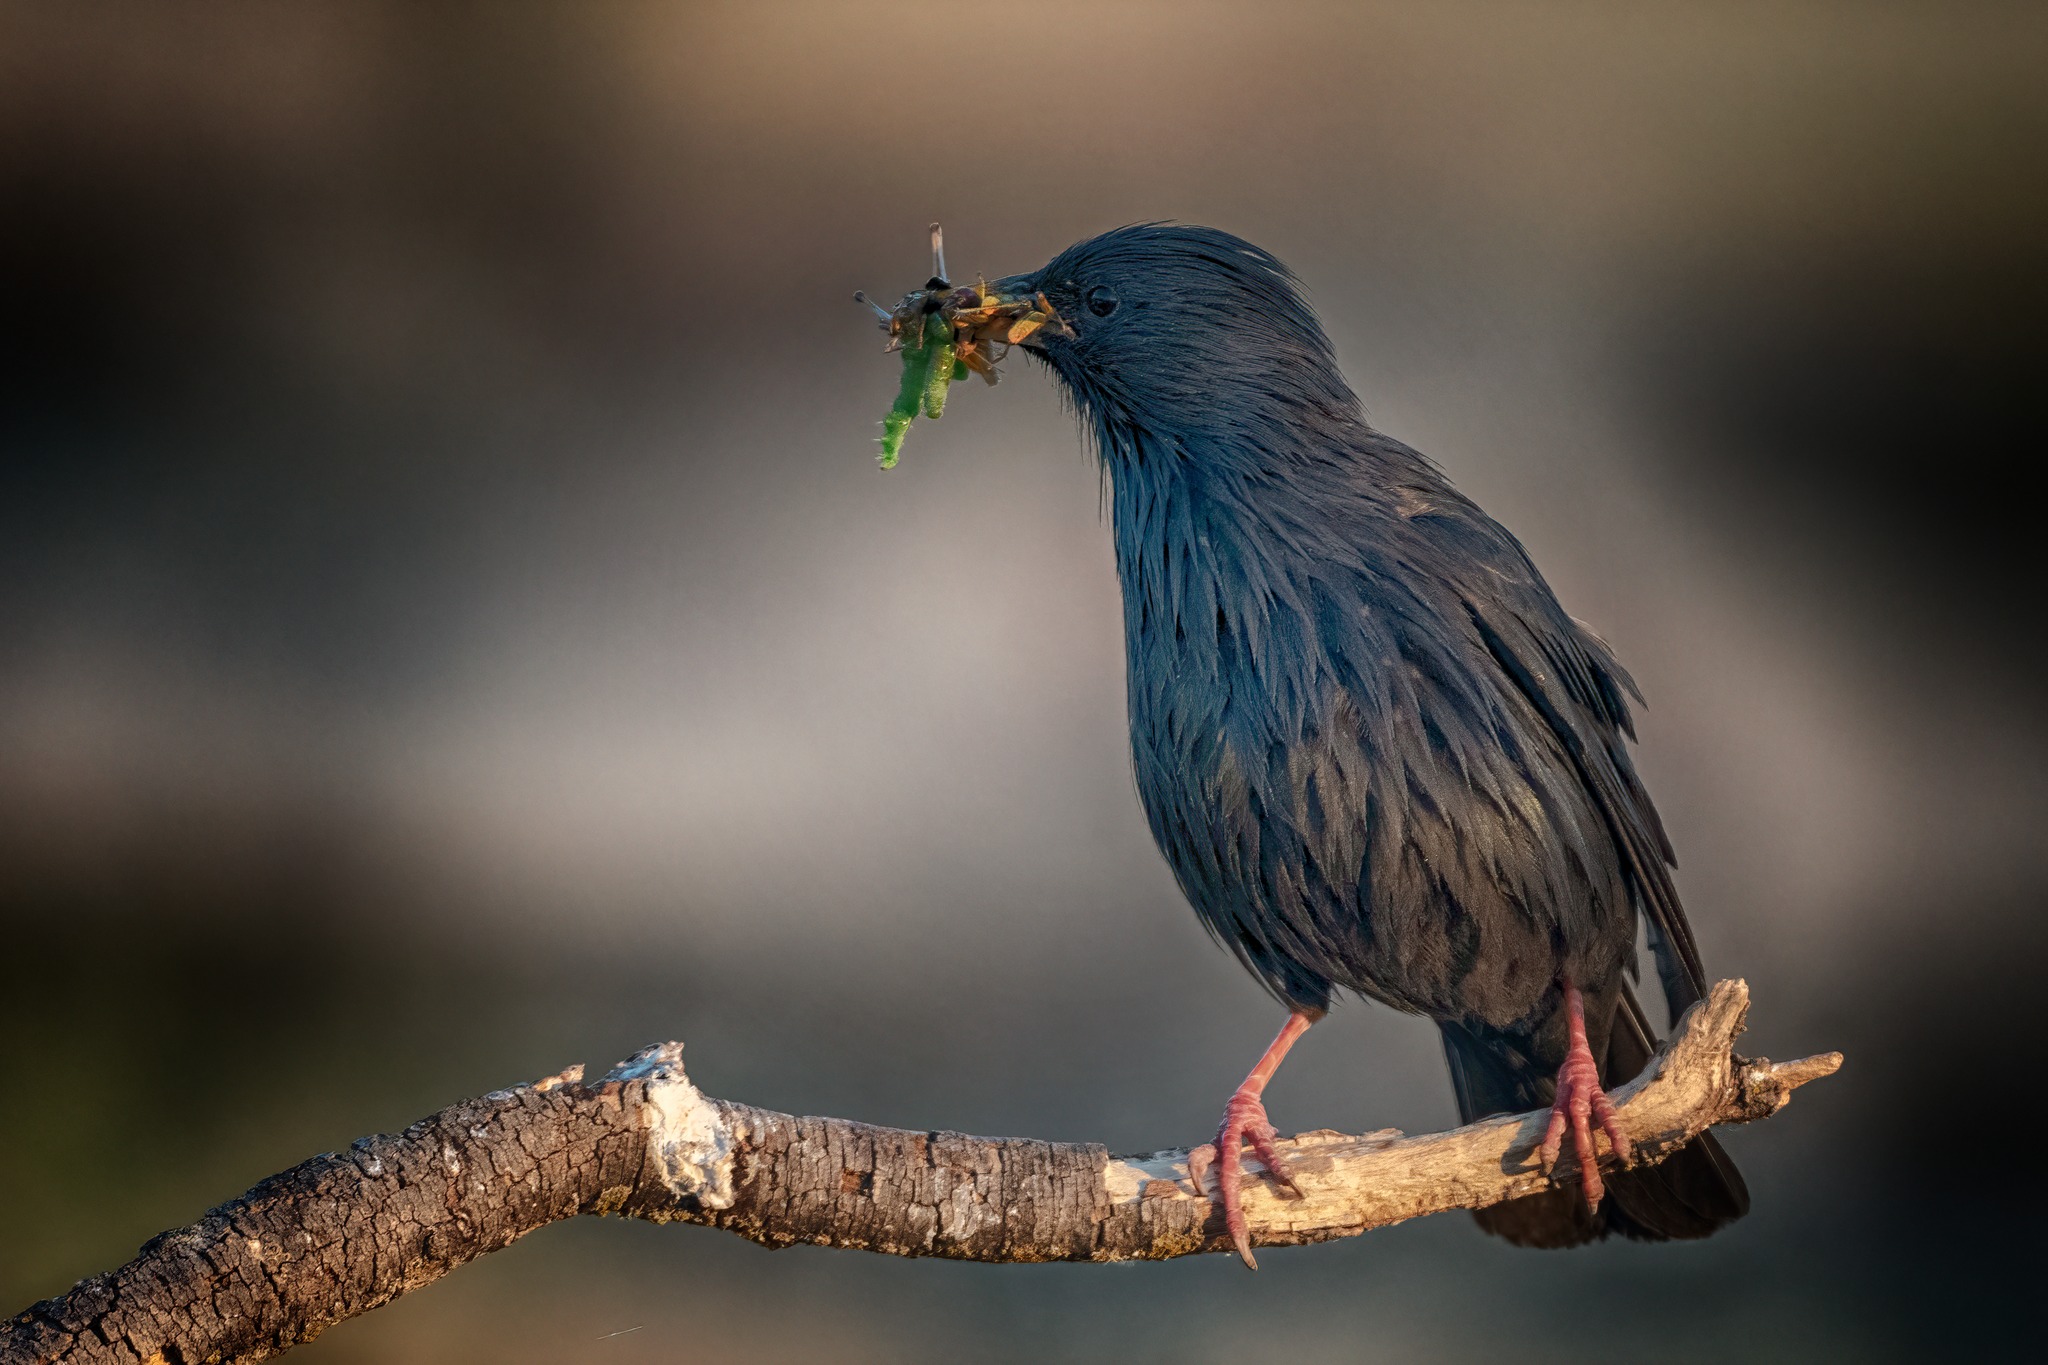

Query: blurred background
left=4, top=2, right=2042, bottom=1359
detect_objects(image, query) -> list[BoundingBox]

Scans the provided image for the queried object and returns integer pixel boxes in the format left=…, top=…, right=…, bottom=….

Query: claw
left=1542, top=980, right=1635, bottom=1210
left=1200, top=1088, right=1303, bottom=1268
left=1189, top=1011, right=1317, bottom=1267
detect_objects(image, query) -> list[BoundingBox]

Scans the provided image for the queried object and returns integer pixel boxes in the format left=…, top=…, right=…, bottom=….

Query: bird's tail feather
left=1441, top=984, right=1749, bottom=1248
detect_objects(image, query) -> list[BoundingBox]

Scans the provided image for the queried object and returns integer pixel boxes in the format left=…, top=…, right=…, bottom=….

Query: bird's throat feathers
left=1090, top=362, right=1465, bottom=800
left=1103, top=418, right=1399, bottom=758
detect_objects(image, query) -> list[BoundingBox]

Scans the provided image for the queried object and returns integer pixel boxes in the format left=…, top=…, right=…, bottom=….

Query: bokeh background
left=5, top=2, right=2043, bottom=1359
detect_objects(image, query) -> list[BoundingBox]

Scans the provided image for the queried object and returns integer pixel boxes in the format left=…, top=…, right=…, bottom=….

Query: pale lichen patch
left=603, top=1041, right=737, bottom=1210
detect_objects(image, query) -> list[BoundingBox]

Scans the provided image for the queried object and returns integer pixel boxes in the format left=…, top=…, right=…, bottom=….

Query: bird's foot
left=1186, top=1087, right=1301, bottom=1269
left=1538, top=982, right=1634, bottom=1210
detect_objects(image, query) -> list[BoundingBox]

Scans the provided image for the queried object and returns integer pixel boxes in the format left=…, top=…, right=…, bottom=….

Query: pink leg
left=1186, top=1010, right=1315, bottom=1269
left=1538, top=979, right=1635, bottom=1210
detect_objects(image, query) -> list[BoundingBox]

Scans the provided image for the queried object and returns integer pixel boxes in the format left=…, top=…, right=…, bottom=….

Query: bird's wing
left=1368, top=454, right=1703, bottom=1019
left=1449, top=534, right=1705, bottom=1021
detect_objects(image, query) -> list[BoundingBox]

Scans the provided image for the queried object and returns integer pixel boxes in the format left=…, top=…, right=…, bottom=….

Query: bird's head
left=989, top=224, right=1361, bottom=448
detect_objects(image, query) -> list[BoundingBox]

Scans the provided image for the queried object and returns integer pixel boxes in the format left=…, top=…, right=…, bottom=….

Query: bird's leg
left=1538, top=978, right=1634, bottom=1210
left=1186, top=1010, right=1315, bottom=1269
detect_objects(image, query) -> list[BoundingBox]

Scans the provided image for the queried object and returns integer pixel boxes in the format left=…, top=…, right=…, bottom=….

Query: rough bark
left=3, top=979, right=1838, bottom=1365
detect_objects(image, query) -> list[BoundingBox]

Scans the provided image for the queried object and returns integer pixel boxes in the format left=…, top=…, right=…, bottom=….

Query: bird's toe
left=1197, top=1089, right=1304, bottom=1268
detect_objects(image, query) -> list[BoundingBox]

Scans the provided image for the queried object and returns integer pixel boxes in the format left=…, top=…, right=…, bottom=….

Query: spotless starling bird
left=983, top=225, right=1748, bottom=1265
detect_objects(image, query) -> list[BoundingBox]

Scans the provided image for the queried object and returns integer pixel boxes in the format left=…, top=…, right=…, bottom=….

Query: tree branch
left=3, top=980, right=1838, bottom=1365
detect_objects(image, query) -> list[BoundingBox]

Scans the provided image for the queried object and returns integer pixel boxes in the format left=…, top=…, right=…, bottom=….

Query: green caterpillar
left=877, top=311, right=962, bottom=469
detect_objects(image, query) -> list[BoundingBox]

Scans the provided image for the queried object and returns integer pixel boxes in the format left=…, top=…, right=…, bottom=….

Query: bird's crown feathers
left=1022, top=223, right=1359, bottom=443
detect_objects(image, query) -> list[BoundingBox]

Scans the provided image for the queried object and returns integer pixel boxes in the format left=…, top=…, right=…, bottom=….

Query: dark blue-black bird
left=986, top=225, right=1748, bottom=1264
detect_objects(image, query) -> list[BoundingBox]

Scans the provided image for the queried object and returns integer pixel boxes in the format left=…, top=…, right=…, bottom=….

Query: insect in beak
left=853, top=225, right=1071, bottom=467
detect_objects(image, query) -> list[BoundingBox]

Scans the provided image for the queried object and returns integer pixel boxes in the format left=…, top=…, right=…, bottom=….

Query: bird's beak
left=987, top=273, right=1035, bottom=302
left=983, top=273, right=1068, bottom=349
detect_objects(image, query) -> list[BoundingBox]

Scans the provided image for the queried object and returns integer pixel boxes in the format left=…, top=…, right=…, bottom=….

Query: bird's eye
left=1085, top=285, right=1120, bottom=318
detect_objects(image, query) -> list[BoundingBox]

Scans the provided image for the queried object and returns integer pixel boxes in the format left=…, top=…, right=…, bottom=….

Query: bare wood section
left=2, top=980, right=1837, bottom=1364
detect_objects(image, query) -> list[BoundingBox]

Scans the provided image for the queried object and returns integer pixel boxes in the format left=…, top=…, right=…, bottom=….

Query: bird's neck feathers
left=1088, top=370, right=1431, bottom=597
left=1090, top=377, right=1447, bottom=753
left=1099, top=418, right=1336, bottom=744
